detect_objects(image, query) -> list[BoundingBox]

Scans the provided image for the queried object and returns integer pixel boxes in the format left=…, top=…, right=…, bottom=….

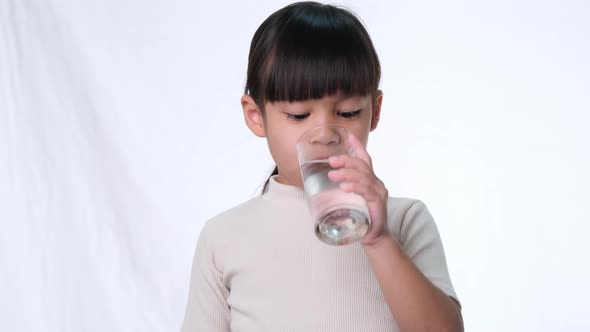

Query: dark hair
left=245, top=2, right=381, bottom=193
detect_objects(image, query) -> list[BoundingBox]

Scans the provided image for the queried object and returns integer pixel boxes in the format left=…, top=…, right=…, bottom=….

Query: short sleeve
left=398, top=200, right=459, bottom=305
left=180, top=223, right=231, bottom=332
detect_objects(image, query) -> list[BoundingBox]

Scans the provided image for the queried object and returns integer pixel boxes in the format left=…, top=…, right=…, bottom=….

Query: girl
left=181, top=2, right=463, bottom=331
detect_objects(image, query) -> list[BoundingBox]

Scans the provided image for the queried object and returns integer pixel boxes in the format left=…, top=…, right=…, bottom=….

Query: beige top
left=181, top=176, right=459, bottom=331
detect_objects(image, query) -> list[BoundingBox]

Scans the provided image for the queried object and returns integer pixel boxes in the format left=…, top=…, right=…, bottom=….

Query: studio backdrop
left=1, top=0, right=589, bottom=331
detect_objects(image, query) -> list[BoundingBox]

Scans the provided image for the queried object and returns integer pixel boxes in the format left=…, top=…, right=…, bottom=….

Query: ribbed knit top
left=181, top=176, right=458, bottom=331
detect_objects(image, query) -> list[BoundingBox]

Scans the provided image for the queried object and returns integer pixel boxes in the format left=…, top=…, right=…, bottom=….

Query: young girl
left=181, top=2, right=463, bottom=331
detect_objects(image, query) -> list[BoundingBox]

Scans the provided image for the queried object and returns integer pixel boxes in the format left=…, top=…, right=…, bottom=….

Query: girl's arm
left=363, top=232, right=463, bottom=332
left=180, top=224, right=230, bottom=332
left=328, top=135, right=463, bottom=332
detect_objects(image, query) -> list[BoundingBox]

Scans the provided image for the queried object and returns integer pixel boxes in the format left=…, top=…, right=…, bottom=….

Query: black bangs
left=246, top=2, right=380, bottom=106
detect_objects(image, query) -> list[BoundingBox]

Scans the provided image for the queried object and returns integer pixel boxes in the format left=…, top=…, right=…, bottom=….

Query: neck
left=264, top=175, right=307, bottom=201
left=274, top=173, right=304, bottom=191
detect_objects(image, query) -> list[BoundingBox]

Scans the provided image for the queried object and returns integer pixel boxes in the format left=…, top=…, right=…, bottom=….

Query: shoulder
left=386, top=196, right=424, bottom=213
left=385, top=196, right=430, bottom=224
left=193, top=196, right=268, bottom=267
left=200, top=195, right=267, bottom=238
left=387, top=197, right=459, bottom=301
left=385, top=197, right=437, bottom=243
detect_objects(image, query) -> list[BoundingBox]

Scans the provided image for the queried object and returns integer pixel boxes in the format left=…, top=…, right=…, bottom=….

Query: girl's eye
left=338, top=110, right=362, bottom=118
left=286, top=113, right=310, bottom=121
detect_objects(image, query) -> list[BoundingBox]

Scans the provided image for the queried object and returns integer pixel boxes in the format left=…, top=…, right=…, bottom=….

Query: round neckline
left=264, top=175, right=307, bottom=201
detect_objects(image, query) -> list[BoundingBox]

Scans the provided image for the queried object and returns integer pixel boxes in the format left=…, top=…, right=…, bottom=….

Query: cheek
left=355, top=133, right=370, bottom=149
left=266, top=132, right=299, bottom=165
left=349, top=125, right=371, bottom=147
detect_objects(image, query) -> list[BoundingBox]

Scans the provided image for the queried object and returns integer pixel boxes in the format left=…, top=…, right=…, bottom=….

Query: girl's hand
left=327, top=134, right=390, bottom=247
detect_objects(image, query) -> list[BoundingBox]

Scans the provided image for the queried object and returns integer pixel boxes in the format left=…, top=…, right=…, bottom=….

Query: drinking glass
left=297, top=125, right=370, bottom=245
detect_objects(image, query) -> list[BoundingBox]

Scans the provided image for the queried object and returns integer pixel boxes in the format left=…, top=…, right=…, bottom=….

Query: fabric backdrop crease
left=0, top=1, right=191, bottom=331
left=2, top=0, right=590, bottom=331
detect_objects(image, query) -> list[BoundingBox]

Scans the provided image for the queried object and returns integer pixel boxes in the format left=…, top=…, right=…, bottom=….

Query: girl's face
left=242, top=92, right=383, bottom=189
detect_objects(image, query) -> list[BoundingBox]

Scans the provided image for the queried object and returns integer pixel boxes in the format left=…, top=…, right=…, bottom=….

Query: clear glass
left=297, top=125, right=370, bottom=245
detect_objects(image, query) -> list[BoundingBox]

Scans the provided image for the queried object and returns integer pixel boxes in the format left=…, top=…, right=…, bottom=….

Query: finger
left=328, top=154, right=372, bottom=173
left=340, top=181, right=387, bottom=203
left=328, top=167, right=371, bottom=184
left=348, top=133, right=373, bottom=168
left=362, top=220, right=388, bottom=242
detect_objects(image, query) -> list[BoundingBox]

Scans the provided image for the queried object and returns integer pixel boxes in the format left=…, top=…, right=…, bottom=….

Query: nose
left=310, top=126, right=341, bottom=145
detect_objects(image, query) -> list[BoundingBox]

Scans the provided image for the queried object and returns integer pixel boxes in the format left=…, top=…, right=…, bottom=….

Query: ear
left=370, top=90, right=383, bottom=131
left=241, top=94, right=266, bottom=137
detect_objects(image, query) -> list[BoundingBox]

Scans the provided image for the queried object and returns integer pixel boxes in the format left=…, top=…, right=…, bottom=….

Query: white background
left=1, top=0, right=589, bottom=331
